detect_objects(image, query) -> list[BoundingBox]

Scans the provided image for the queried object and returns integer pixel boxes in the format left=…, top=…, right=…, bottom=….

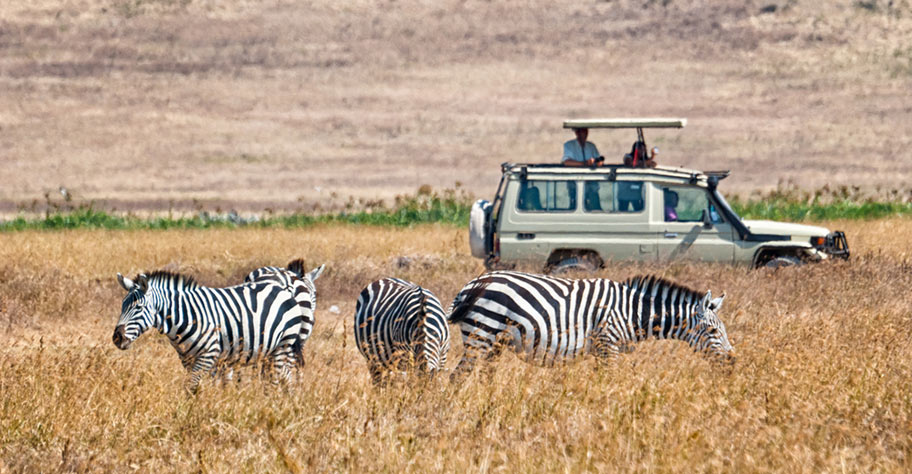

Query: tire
left=468, top=200, right=492, bottom=259
left=551, top=256, right=599, bottom=274
left=764, top=256, right=802, bottom=269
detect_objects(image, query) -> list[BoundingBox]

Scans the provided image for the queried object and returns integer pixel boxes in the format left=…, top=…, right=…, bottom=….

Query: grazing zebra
left=354, top=278, right=450, bottom=383
left=244, top=259, right=325, bottom=351
left=113, top=270, right=311, bottom=392
left=448, top=271, right=734, bottom=374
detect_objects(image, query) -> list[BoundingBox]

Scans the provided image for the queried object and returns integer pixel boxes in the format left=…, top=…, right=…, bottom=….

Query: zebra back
left=244, top=260, right=325, bottom=349
left=354, top=278, right=450, bottom=377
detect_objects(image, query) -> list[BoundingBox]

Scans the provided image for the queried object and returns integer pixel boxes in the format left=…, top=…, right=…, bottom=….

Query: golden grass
left=1, top=220, right=911, bottom=472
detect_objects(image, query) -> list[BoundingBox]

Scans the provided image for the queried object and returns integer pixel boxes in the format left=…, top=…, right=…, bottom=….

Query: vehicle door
left=576, top=179, right=656, bottom=262
left=655, top=183, right=736, bottom=262
left=499, top=177, right=578, bottom=264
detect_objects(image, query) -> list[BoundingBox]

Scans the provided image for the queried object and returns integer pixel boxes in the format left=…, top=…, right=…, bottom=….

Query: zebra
left=112, top=270, right=313, bottom=392
left=447, top=271, right=734, bottom=374
left=243, top=259, right=325, bottom=352
left=353, top=278, right=450, bottom=383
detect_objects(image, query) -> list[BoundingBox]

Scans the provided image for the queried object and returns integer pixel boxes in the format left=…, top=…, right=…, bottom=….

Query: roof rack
left=501, top=163, right=715, bottom=183
left=562, top=118, right=687, bottom=129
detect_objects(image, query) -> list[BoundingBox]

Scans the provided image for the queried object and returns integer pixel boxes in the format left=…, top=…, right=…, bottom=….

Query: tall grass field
left=1, top=219, right=910, bottom=472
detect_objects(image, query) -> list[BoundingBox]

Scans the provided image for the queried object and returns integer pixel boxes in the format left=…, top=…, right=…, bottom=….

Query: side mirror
left=701, top=209, right=714, bottom=229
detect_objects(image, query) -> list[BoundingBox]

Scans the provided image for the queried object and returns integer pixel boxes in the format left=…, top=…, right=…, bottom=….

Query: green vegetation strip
left=730, top=198, right=912, bottom=222
left=0, top=194, right=471, bottom=231
left=2, top=195, right=911, bottom=231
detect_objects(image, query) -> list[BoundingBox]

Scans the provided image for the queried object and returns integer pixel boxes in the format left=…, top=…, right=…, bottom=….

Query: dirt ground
left=2, top=0, right=912, bottom=213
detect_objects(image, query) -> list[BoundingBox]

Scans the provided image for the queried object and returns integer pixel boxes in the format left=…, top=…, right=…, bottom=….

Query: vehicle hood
left=742, top=220, right=830, bottom=238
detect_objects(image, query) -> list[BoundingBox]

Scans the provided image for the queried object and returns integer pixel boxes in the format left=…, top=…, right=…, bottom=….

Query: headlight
left=810, top=236, right=825, bottom=247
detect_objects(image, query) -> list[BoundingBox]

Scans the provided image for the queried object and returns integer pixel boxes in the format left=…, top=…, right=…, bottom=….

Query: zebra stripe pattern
left=354, top=278, right=450, bottom=382
left=113, top=270, right=313, bottom=392
left=448, top=271, right=734, bottom=373
left=244, top=259, right=325, bottom=350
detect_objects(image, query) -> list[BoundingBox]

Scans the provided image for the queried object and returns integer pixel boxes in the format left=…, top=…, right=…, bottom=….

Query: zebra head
left=690, top=291, right=735, bottom=364
left=412, top=288, right=450, bottom=374
left=113, top=273, right=160, bottom=350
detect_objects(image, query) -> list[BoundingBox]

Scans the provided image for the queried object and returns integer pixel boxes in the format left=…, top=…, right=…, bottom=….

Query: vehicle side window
left=584, top=181, right=645, bottom=213
left=662, top=186, right=723, bottom=223
left=517, top=180, right=576, bottom=212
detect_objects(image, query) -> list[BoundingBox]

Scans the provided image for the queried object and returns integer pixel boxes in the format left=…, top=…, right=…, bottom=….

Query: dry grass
left=2, top=0, right=912, bottom=214
left=1, top=220, right=911, bottom=472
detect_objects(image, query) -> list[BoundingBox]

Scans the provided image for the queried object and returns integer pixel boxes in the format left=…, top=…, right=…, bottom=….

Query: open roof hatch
left=561, top=118, right=687, bottom=129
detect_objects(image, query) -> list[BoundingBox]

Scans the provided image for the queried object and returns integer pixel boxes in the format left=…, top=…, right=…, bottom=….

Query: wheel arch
left=751, top=246, right=812, bottom=268
left=546, top=248, right=604, bottom=272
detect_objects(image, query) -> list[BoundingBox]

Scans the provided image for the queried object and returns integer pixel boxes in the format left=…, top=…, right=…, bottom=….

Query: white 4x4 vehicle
left=469, top=119, right=849, bottom=271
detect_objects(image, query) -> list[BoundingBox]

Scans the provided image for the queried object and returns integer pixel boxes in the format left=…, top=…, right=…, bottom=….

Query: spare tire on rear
left=469, top=200, right=492, bottom=259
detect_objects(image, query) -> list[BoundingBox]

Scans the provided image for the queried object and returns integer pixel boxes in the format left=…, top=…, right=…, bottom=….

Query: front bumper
left=822, top=231, right=850, bottom=260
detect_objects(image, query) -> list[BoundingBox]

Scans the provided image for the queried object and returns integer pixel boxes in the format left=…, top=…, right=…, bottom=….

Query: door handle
left=664, top=233, right=678, bottom=238
left=517, top=233, right=535, bottom=240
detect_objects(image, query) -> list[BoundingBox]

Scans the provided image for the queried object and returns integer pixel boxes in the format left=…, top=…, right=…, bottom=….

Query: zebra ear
left=117, top=273, right=134, bottom=291
left=701, top=290, right=712, bottom=310
left=137, top=274, right=149, bottom=293
left=709, top=292, right=726, bottom=312
left=307, top=264, right=325, bottom=282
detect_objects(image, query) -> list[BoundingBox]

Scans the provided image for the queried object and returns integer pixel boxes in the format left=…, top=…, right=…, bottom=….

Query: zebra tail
left=448, top=280, right=490, bottom=323
left=291, top=335, right=305, bottom=367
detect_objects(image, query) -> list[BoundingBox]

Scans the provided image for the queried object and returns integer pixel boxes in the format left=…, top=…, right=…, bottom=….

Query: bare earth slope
left=1, top=0, right=911, bottom=212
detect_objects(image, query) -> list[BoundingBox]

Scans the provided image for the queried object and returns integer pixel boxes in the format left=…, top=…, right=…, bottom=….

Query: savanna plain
left=3, top=0, right=912, bottom=213
left=3, top=0, right=912, bottom=472
left=1, top=220, right=911, bottom=472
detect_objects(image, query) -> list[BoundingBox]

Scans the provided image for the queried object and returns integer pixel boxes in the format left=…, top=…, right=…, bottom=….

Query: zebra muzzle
left=112, top=325, right=131, bottom=350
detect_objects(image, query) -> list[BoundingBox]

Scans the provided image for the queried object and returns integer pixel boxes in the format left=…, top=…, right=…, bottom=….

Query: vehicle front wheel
left=764, top=256, right=802, bottom=269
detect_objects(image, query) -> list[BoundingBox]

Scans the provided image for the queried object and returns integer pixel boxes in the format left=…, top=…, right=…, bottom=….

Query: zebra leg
left=589, top=331, right=624, bottom=368
left=211, top=364, right=235, bottom=386
left=452, top=329, right=498, bottom=378
left=270, top=347, right=296, bottom=385
left=369, top=365, right=385, bottom=386
left=186, top=353, right=219, bottom=394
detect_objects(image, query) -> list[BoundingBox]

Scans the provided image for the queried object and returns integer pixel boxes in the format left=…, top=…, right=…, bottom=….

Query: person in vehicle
left=664, top=189, right=679, bottom=222
left=518, top=182, right=543, bottom=211
left=584, top=182, right=603, bottom=211
left=623, top=142, right=658, bottom=168
left=617, top=182, right=644, bottom=212
left=562, top=127, right=603, bottom=167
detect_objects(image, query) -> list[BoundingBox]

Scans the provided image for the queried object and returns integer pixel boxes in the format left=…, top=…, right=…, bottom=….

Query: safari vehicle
left=469, top=118, right=850, bottom=271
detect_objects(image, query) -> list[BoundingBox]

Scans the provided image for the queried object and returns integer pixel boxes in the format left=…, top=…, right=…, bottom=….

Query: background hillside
left=2, top=0, right=911, bottom=213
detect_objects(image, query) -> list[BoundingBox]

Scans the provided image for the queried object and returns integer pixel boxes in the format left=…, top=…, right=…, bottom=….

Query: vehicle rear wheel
left=551, top=256, right=599, bottom=274
left=764, top=256, right=802, bottom=269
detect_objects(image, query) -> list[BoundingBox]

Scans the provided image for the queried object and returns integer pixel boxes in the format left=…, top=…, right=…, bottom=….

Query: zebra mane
left=623, top=275, right=704, bottom=303
left=145, top=270, right=200, bottom=289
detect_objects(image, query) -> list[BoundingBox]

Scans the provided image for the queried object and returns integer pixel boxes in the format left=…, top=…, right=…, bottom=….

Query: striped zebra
left=354, top=278, right=450, bottom=383
left=113, top=270, right=312, bottom=392
left=448, top=271, right=734, bottom=374
left=244, top=259, right=325, bottom=351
